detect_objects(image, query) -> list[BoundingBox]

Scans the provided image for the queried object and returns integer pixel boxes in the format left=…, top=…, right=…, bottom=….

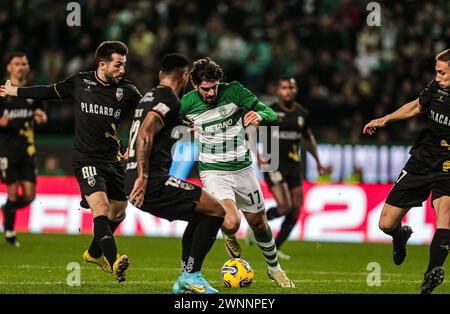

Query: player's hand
left=257, top=156, right=269, bottom=171
left=0, top=80, right=17, bottom=97
left=0, top=115, right=9, bottom=127
left=363, top=117, right=387, bottom=135
left=244, top=111, right=262, bottom=127
left=129, top=176, right=147, bottom=208
left=33, top=108, right=47, bottom=124
left=317, top=163, right=327, bottom=176
left=123, top=147, right=129, bottom=160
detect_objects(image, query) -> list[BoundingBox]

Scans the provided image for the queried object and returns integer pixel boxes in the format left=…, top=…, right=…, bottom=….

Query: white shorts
left=199, top=166, right=265, bottom=213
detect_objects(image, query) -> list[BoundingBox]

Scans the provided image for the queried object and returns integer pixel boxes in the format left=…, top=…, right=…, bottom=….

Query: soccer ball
left=220, top=258, right=254, bottom=288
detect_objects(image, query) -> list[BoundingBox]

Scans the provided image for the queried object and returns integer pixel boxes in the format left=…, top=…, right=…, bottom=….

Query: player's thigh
left=195, top=189, right=226, bottom=218
left=269, top=182, right=292, bottom=215
left=85, top=191, right=110, bottom=217
left=108, top=198, right=127, bottom=221
left=379, top=203, right=409, bottom=231
left=432, top=196, right=450, bottom=229
left=199, top=171, right=235, bottom=202
left=289, top=186, right=303, bottom=212
left=19, top=180, right=36, bottom=202
left=0, top=155, right=19, bottom=189
left=74, top=164, right=107, bottom=209
left=220, top=198, right=241, bottom=232
left=5, top=181, right=19, bottom=202
left=17, top=156, right=37, bottom=187
left=431, top=175, right=450, bottom=229
left=234, top=168, right=265, bottom=214
left=105, top=162, right=127, bottom=202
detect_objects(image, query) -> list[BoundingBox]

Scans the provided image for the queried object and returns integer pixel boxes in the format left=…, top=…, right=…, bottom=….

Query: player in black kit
left=364, top=49, right=450, bottom=294
left=125, top=54, right=226, bottom=294
left=254, top=77, right=325, bottom=260
left=0, top=52, right=47, bottom=247
left=0, top=41, right=141, bottom=281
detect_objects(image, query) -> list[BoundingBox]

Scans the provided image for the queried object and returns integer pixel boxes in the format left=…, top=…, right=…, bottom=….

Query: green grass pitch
left=0, top=233, right=448, bottom=294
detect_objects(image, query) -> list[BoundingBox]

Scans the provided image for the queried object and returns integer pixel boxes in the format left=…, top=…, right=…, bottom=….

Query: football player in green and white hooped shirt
left=180, top=58, right=294, bottom=288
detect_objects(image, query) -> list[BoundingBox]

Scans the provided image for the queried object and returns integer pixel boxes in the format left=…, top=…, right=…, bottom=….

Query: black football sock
left=187, top=215, right=223, bottom=273
left=2, top=201, right=17, bottom=232
left=13, top=197, right=33, bottom=210
left=181, top=218, right=198, bottom=273
left=93, top=215, right=117, bottom=268
left=275, top=208, right=300, bottom=249
left=426, top=229, right=450, bottom=274
left=266, top=207, right=281, bottom=221
left=385, top=223, right=402, bottom=240
left=88, top=219, right=123, bottom=258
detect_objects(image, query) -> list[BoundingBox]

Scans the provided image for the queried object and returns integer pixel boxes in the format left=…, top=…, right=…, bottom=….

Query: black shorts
left=74, top=160, right=127, bottom=206
left=137, top=175, right=202, bottom=222
left=0, top=153, right=36, bottom=184
left=385, top=158, right=450, bottom=209
left=264, top=167, right=302, bottom=190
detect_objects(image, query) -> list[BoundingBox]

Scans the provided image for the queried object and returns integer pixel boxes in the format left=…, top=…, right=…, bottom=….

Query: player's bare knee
left=109, top=210, right=126, bottom=222
left=378, top=219, right=395, bottom=234
left=223, top=216, right=240, bottom=234
left=277, top=204, right=291, bottom=216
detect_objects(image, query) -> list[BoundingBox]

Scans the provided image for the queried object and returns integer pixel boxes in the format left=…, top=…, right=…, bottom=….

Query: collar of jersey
left=94, top=71, right=110, bottom=86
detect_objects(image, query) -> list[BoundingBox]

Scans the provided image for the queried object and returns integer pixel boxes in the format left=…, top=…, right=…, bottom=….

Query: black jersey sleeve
left=17, top=73, right=77, bottom=100
left=124, top=84, right=142, bottom=117
left=419, top=79, right=438, bottom=109
left=148, top=95, right=180, bottom=126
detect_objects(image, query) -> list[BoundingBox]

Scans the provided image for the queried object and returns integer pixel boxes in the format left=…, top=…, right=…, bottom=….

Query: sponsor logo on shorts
left=81, top=166, right=97, bottom=187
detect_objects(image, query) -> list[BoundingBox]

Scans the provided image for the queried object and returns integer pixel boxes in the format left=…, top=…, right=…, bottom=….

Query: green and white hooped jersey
left=180, top=81, right=277, bottom=172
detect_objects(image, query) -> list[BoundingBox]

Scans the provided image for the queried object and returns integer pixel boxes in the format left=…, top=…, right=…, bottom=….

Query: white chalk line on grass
left=0, top=279, right=435, bottom=286
left=0, top=265, right=422, bottom=278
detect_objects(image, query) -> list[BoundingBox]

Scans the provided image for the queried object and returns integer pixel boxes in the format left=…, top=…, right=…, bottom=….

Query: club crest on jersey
left=116, top=88, right=123, bottom=101
left=297, top=116, right=304, bottom=127
left=219, top=106, right=227, bottom=117
left=87, top=176, right=96, bottom=187
left=26, top=99, right=34, bottom=105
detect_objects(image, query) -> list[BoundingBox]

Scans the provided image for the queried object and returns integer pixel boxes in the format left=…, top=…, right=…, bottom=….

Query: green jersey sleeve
left=229, top=81, right=277, bottom=123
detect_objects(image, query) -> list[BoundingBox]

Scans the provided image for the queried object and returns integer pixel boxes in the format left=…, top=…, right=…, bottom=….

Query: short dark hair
left=94, top=41, right=128, bottom=66
left=436, top=49, right=450, bottom=65
left=161, top=53, right=189, bottom=74
left=6, top=52, right=27, bottom=64
left=278, top=76, right=296, bottom=83
left=190, top=57, right=223, bottom=86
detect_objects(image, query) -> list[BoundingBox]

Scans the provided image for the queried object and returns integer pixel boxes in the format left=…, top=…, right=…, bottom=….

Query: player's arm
left=129, top=112, right=164, bottom=208
left=244, top=101, right=277, bottom=127
left=302, top=128, right=325, bottom=175
left=0, top=78, right=72, bottom=100
left=234, top=81, right=277, bottom=126
left=363, top=98, right=422, bottom=135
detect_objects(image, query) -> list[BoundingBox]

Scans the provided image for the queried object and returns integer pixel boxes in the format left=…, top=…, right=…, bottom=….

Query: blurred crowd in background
left=1, top=0, right=449, bottom=177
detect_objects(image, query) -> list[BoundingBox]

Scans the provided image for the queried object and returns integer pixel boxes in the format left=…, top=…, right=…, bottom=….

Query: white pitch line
left=0, top=265, right=423, bottom=278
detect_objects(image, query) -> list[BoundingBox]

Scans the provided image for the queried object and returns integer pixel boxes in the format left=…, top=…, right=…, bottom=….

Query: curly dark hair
left=190, top=57, right=224, bottom=86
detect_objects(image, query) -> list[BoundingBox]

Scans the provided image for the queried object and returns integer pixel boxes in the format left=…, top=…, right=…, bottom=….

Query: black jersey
left=408, top=79, right=450, bottom=172
left=18, top=71, right=142, bottom=163
left=263, top=101, right=311, bottom=169
left=0, top=83, right=42, bottom=157
left=125, top=86, right=182, bottom=194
